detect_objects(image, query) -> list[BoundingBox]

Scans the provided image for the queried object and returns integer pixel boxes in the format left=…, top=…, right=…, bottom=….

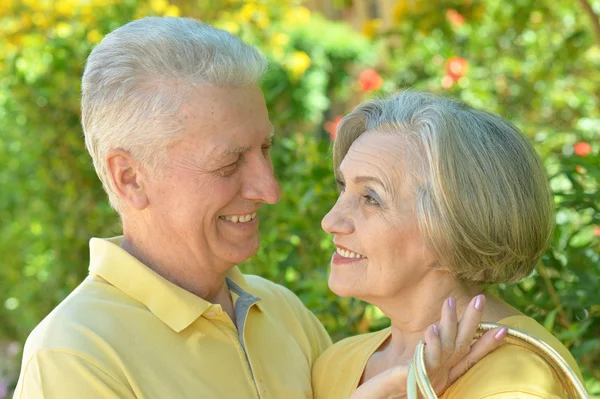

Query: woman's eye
left=363, top=194, right=380, bottom=206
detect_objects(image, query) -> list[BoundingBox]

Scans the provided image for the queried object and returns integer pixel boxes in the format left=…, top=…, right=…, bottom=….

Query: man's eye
left=261, top=144, right=271, bottom=157
left=219, top=159, right=240, bottom=176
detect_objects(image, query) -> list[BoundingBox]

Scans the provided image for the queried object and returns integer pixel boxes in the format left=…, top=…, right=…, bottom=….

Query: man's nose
left=241, top=155, right=280, bottom=204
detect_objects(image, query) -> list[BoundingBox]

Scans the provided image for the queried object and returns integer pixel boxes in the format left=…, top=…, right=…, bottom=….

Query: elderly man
left=14, top=17, right=500, bottom=399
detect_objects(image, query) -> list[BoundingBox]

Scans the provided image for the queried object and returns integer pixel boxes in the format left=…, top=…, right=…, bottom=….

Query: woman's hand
left=350, top=295, right=508, bottom=399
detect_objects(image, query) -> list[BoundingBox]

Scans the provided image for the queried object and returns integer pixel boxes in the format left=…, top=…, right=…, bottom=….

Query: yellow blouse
left=312, top=315, right=583, bottom=399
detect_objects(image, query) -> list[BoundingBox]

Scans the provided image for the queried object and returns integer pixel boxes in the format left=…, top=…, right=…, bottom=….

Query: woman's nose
left=321, top=199, right=354, bottom=235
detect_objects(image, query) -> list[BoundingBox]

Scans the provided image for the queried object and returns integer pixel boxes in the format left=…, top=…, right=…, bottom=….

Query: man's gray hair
left=81, top=17, right=268, bottom=211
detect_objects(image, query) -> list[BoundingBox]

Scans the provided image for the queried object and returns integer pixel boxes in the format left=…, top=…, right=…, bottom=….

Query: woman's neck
left=363, top=271, right=521, bottom=376
left=384, top=277, right=481, bottom=363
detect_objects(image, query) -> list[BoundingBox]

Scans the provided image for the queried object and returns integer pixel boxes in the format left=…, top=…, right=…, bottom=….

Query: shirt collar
left=88, top=236, right=262, bottom=333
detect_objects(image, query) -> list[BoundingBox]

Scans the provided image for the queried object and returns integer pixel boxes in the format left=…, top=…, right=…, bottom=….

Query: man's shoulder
left=23, top=275, right=145, bottom=358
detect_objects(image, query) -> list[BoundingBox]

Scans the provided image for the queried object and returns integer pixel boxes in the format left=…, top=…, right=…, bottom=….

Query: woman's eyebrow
left=353, top=175, right=387, bottom=190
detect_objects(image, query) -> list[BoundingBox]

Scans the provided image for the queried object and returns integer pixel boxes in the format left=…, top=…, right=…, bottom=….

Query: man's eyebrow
left=223, top=146, right=250, bottom=156
left=222, top=127, right=275, bottom=157
left=264, top=126, right=275, bottom=142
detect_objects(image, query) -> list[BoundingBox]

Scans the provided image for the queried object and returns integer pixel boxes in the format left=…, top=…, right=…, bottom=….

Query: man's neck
left=120, top=228, right=233, bottom=306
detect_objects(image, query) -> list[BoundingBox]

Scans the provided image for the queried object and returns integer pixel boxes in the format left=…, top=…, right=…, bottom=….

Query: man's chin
left=224, top=236, right=261, bottom=265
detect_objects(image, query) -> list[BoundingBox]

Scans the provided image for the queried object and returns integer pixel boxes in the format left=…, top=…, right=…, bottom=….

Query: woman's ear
left=105, top=149, right=149, bottom=210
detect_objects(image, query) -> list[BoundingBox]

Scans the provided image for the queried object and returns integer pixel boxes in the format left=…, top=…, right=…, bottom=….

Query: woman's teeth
left=221, top=212, right=257, bottom=223
left=336, top=247, right=365, bottom=259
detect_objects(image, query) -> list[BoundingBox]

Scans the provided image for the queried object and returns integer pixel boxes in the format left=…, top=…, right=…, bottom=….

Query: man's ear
left=105, top=149, right=149, bottom=210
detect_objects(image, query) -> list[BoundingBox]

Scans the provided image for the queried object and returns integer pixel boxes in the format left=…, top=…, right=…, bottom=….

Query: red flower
left=573, top=141, right=591, bottom=157
left=324, top=115, right=343, bottom=140
left=358, top=69, right=383, bottom=92
left=446, top=9, right=465, bottom=26
left=445, top=56, right=469, bottom=81
left=575, top=165, right=586, bottom=174
left=595, top=226, right=600, bottom=237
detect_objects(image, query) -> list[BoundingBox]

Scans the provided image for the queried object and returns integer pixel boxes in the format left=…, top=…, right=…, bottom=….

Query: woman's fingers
left=447, top=326, right=507, bottom=385
left=439, top=296, right=458, bottom=356
left=447, top=294, right=486, bottom=367
left=349, top=366, right=409, bottom=399
left=424, top=323, right=442, bottom=370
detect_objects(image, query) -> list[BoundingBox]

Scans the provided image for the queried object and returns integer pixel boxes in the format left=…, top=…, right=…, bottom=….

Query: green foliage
left=1, top=0, right=599, bottom=396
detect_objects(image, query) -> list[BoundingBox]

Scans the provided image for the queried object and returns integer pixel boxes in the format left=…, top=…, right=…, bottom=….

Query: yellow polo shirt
left=312, top=315, right=583, bottom=399
left=14, top=237, right=332, bottom=399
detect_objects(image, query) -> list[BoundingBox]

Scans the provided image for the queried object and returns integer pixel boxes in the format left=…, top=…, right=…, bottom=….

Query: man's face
left=141, top=86, right=279, bottom=271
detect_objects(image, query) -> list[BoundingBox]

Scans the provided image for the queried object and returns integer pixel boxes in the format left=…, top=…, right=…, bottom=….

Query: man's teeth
left=221, top=212, right=257, bottom=223
left=336, top=247, right=365, bottom=259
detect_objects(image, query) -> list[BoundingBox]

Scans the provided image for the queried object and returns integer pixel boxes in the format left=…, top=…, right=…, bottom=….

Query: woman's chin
left=328, top=274, right=363, bottom=298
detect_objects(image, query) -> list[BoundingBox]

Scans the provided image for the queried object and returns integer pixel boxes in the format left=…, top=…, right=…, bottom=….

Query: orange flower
left=358, top=69, right=383, bottom=92
left=573, top=141, right=591, bottom=156
left=441, top=74, right=454, bottom=89
left=446, top=9, right=465, bottom=26
left=445, top=56, right=468, bottom=81
left=595, top=226, right=600, bottom=237
left=324, top=115, right=343, bottom=140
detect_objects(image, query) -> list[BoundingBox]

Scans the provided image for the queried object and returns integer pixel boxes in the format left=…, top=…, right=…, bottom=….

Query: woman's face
left=321, top=131, right=437, bottom=301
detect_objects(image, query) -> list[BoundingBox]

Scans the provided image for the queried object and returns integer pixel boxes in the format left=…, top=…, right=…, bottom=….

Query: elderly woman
left=313, top=91, right=583, bottom=398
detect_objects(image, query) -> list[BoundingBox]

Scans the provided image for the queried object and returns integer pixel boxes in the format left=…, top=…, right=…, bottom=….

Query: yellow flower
left=86, top=29, right=103, bottom=44
left=81, top=3, right=96, bottom=24
left=0, top=0, right=16, bottom=16
left=55, top=0, right=77, bottom=17
left=32, top=13, right=51, bottom=29
left=271, top=33, right=290, bottom=48
left=218, top=21, right=240, bottom=34
left=150, top=0, right=168, bottom=14
left=55, top=22, right=72, bottom=38
left=239, top=3, right=258, bottom=21
left=20, top=14, right=33, bottom=29
left=164, top=4, right=180, bottom=17
left=393, top=0, right=422, bottom=21
left=23, top=0, right=49, bottom=10
left=285, top=6, right=311, bottom=25
left=393, top=0, right=408, bottom=21
left=287, top=51, right=311, bottom=79
left=362, top=18, right=381, bottom=39
left=255, top=11, right=270, bottom=29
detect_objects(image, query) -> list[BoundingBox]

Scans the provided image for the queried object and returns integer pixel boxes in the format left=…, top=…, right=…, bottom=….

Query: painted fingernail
left=475, top=295, right=484, bottom=311
left=495, top=327, right=508, bottom=340
left=448, top=296, right=456, bottom=309
left=432, top=324, right=439, bottom=336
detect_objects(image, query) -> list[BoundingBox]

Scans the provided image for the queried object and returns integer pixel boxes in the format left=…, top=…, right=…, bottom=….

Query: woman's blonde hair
left=333, top=91, right=554, bottom=284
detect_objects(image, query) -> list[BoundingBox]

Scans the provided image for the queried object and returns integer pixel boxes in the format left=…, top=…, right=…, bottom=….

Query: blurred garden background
left=1, top=0, right=599, bottom=396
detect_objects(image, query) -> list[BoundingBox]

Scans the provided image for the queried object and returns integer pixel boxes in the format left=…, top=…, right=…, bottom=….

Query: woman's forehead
left=344, top=132, right=418, bottom=169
